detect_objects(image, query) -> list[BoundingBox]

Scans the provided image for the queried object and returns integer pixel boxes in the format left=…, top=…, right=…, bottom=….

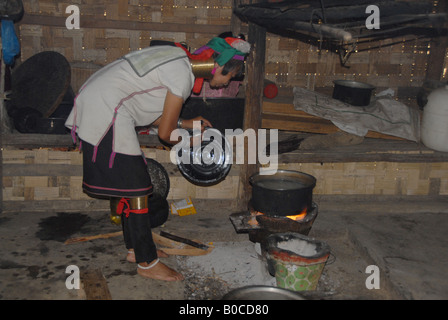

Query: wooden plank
left=262, top=99, right=406, bottom=140
left=262, top=114, right=338, bottom=134
left=279, top=148, right=445, bottom=163
left=20, top=13, right=244, bottom=35
left=81, top=268, right=112, bottom=300
left=262, top=114, right=404, bottom=140
left=2, top=133, right=162, bottom=148
left=276, top=133, right=448, bottom=163
left=3, top=164, right=83, bottom=176
left=2, top=134, right=76, bottom=148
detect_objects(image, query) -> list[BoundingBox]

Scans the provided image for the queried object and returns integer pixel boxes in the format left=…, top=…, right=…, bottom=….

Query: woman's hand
left=181, top=116, right=212, bottom=131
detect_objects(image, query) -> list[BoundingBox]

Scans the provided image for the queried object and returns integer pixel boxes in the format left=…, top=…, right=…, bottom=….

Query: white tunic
left=65, top=48, right=194, bottom=156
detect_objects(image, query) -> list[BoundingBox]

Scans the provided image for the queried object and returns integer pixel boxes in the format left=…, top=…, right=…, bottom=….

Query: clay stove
left=231, top=170, right=319, bottom=244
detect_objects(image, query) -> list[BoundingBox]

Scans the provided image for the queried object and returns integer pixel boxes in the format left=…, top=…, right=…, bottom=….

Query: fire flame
left=248, top=207, right=307, bottom=225
left=286, top=207, right=307, bottom=221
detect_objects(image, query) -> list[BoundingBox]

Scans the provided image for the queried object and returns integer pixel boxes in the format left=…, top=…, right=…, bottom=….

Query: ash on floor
left=177, top=241, right=276, bottom=300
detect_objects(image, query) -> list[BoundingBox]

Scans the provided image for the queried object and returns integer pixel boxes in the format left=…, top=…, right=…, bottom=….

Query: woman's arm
left=157, top=91, right=184, bottom=145
left=157, top=91, right=213, bottom=145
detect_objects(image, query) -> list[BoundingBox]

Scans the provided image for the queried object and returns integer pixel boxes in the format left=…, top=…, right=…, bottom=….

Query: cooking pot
left=333, top=80, right=375, bottom=106
left=249, top=170, right=316, bottom=216
left=176, top=128, right=232, bottom=186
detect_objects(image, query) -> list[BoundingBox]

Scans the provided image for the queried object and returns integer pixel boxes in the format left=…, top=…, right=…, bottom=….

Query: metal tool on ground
left=160, top=231, right=209, bottom=250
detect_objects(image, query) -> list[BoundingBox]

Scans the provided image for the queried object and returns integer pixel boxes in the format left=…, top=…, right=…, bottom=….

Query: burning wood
left=248, top=207, right=307, bottom=226
left=286, top=207, right=307, bottom=221
left=229, top=203, right=318, bottom=243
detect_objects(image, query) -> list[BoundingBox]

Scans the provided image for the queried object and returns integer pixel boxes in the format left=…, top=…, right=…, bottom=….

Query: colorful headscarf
left=194, top=37, right=250, bottom=66
left=175, top=37, right=251, bottom=94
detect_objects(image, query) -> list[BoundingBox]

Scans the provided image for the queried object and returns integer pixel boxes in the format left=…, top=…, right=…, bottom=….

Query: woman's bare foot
left=137, top=259, right=184, bottom=281
left=126, top=249, right=168, bottom=263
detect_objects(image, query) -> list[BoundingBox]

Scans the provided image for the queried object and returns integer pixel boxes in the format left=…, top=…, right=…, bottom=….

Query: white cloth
left=293, top=87, right=420, bottom=142
left=124, top=46, right=188, bottom=77
left=65, top=50, right=195, bottom=155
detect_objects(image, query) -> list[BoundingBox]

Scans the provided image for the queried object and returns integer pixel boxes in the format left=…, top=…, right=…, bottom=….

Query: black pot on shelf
left=332, top=80, right=375, bottom=106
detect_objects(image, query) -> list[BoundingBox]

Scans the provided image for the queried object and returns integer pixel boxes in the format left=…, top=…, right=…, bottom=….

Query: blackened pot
left=333, top=80, right=375, bottom=106
left=249, top=170, right=316, bottom=216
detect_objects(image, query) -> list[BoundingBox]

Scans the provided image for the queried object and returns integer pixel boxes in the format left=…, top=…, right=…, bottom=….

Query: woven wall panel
left=19, top=0, right=435, bottom=96
left=279, top=162, right=448, bottom=196
left=3, top=148, right=448, bottom=204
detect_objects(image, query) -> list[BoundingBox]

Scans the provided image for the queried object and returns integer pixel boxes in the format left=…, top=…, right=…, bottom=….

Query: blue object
left=1, top=19, right=20, bottom=65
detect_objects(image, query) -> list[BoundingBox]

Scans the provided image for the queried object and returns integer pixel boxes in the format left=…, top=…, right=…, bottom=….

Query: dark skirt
left=81, top=128, right=152, bottom=198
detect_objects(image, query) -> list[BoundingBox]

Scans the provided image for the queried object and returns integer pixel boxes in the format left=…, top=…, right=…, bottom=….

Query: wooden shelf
left=262, top=96, right=405, bottom=140
left=275, top=131, right=448, bottom=163
left=2, top=133, right=162, bottom=149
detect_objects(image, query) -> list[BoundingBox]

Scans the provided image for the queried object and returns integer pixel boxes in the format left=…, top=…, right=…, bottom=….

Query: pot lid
left=176, top=128, right=232, bottom=186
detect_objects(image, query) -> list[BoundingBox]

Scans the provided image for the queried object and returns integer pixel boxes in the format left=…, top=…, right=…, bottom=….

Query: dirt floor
left=0, top=197, right=447, bottom=301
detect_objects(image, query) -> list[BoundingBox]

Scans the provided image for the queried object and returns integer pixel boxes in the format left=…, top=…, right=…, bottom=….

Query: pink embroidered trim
left=109, top=152, right=116, bottom=169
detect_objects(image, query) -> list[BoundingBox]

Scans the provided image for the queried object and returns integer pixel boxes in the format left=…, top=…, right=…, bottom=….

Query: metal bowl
left=222, top=285, right=306, bottom=300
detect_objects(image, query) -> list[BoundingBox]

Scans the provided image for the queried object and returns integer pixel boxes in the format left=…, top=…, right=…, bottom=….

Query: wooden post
left=238, top=21, right=266, bottom=209
left=0, top=45, right=5, bottom=214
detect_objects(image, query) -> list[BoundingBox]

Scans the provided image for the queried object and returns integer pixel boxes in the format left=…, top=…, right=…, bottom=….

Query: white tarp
left=293, top=87, right=420, bottom=142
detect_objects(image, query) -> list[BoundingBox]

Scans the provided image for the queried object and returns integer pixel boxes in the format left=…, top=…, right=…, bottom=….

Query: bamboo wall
left=19, top=0, right=236, bottom=92
left=1, top=147, right=242, bottom=212
left=280, top=162, right=448, bottom=196
left=18, top=0, right=442, bottom=99
left=266, top=35, right=433, bottom=101
left=2, top=147, right=447, bottom=213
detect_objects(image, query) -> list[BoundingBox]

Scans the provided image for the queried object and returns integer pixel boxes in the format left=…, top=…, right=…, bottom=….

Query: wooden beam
left=20, top=13, right=245, bottom=35
left=239, top=21, right=266, bottom=208
left=2, top=133, right=161, bottom=148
